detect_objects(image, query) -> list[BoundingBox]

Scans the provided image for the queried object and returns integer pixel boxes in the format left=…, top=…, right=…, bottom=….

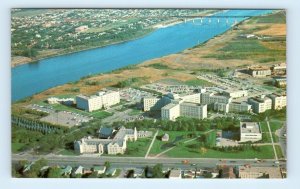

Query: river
left=12, top=9, right=273, bottom=102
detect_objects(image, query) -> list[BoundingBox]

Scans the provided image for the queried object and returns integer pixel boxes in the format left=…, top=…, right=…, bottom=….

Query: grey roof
left=99, top=127, right=113, bottom=136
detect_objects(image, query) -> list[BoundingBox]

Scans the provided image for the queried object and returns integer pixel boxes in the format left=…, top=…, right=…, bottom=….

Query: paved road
left=12, top=153, right=285, bottom=170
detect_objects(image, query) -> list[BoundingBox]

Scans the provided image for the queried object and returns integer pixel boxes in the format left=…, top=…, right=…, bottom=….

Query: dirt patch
left=254, top=24, right=286, bottom=36
left=11, top=56, right=32, bottom=67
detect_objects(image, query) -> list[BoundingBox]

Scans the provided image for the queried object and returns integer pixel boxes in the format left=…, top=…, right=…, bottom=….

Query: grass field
left=123, top=138, right=152, bottom=157
left=165, top=145, right=275, bottom=159
left=185, top=79, right=213, bottom=87
left=59, top=149, right=78, bottom=156
left=12, top=142, right=26, bottom=153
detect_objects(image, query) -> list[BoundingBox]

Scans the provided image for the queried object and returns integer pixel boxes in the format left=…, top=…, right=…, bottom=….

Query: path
left=144, top=130, right=159, bottom=158
left=266, top=117, right=278, bottom=160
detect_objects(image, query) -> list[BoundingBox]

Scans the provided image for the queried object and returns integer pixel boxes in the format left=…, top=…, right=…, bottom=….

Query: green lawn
left=149, top=130, right=204, bottom=156
left=12, top=142, right=26, bottom=153
left=123, top=138, right=152, bottom=157
left=59, top=149, right=78, bottom=156
left=269, top=120, right=284, bottom=132
left=165, top=145, right=275, bottom=159
left=128, top=109, right=142, bottom=116
left=90, top=110, right=113, bottom=119
left=185, top=79, right=213, bottom=87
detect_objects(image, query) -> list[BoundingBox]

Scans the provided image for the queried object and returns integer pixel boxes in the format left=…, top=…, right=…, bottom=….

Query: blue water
left=12, top=10, right=273, bottom=102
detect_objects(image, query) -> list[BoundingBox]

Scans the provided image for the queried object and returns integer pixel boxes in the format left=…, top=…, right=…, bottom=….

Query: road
left=12, top=153, right=285, bottom=170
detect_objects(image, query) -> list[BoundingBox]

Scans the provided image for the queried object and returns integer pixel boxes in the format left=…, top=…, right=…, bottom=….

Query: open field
left=12, top=143, right=26, bottom=153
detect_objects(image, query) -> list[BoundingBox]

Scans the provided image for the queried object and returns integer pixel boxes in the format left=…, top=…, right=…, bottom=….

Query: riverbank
left=11, top=10, right=219, bottom=68
left=12, top=10, right=285, bottom=106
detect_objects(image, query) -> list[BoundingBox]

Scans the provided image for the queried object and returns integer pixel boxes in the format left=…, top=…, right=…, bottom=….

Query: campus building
left=240, top=122, right=262, bottom=142
left=271, top=63, right=286, bottom=75
left=273, top=77, right=287, bottom=88
left=268, top=94, right=287, bottom=110
left=143, top=96, right=170, bottom=111
left=76, top=90, right=120, bottom=112
left=213, top=102, right=251, bottom=113
left=248, top=95, right=272, bottom=113
left=74, top=127, right=137, bottom=155
left=238, top=166, right=282, bottom=179
left=201, top=92, right=232, bottom=105
left=248, top=66, right=271, bottom=77
left=223, top=90, right=248, bottom=99
left=161, top=100, right=207, bottom=121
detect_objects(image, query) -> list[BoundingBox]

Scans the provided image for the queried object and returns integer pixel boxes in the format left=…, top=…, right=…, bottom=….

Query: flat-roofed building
left=76, top=90, right=120, bottom=112
left=238, top=166, right=282, bottom=179
left=268, top=94, right=287, bottom=110
left=143, top=97, right=170, bottom=111
left=161, top=103, right=180, bottom=121
left=271, top=63, right=286, bottom=75
left=273, top=77, right=286, bottom=88
left=180, top=103, right=207, bottom=119
left=248, top=66, right=271, bottom=77
left=223, top=90, right=248, bottom=99
left=248, top=95, right=272, bottom=113
left=201, top=92, right=232, bottom=105
left=240, top=122, right=262, bottom=142
left=214, top=102, right=229, bottom=113
left=229, top=102, right=252, bottom=113
left=180, top=93, right=201, bottom=104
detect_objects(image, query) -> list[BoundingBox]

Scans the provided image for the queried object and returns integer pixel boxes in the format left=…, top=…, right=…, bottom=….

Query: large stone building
left=223, top=90, right=248, bottom=99
left=76, top=90, right=120, bottom=112
left=240, top=122, right=262, bottom=142
left=268, top=94, right=287, bottom=110
left=214, top=102, right=251, bottom=113
left=74, top=127, right=137, bottom=155
left=238, top=166, right=282, bottom=178
left=248, top=95, right=272, bottom=113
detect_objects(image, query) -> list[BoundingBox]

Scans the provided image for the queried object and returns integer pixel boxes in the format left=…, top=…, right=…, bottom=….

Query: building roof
left=240, top=122, right=261, bottom=134
left=162, top=103, right=179, bottom=110
left=169, top=169, right=182, bottom=178
left=93, top=166, right=106, bottom=171
left=99, top=127, right=113, bottom=136
left=239, top=166, right=282, bottom=178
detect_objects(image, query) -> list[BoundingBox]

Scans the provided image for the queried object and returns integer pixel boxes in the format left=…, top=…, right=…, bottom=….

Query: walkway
left=266, top=117, right=278, bottom=160
left=144, top=130, right=159, bottom=158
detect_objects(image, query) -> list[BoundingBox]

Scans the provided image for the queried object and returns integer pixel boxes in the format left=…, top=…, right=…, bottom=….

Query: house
left=162, top=133, right=169, bottom=142
left=73, top=166, right=84, bottom=175
left=106, top=168, right=117, bottom=176
left=93, top=166, right=106, bottom=174
left=133, top=168, right=144, bottom=178
left=60, top=165, right=72, bottom=176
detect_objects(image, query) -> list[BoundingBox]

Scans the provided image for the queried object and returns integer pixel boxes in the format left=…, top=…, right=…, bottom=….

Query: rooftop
left=169, top=169, right=182, bottom=178
left=239, top=166, right=282, bottom=178
left=240, top=122, right=261, bottom=134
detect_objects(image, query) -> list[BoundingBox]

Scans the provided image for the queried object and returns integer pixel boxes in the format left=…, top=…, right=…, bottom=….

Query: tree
left=152, top=164, right=164, bottom=178
left=104, top=161, right=111, bottom=171
left=47, top=167, right=62, bottom=178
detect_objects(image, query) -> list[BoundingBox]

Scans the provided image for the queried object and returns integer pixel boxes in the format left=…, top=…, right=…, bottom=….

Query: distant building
left=268, top=94, right=287, bottom=110
left=248, top=95, right=272, bottom=113
left=161, top=103, right=181, bottom=121
left=240, top=122, right=262, bottom=142
left=201, top=92, right=232, bottom=105
left=169, top=169, right=182, bottom=179
left=161, top=133, right=169, bottom=142
left=73, top=166, right=84, bottom=175
left=76, top=90, right=120, bottom=112
left=75, top=25, right=89, bottom=32
left=273, top=77, right=286, bottom=88
left=238, top=166, right=282, bottom=178
left=47, top=97, right=75, bottom=105
left=248, top=66, right=271, bottom=77
left=98, top=127, right=114, bottom=139
left=93, top=166, right=106, bottom=174
left=214, top=102, right=251, bottom=113
left=74, top=127, right=137, bottom=155
left=271, top=63, right=286, bottom=75
left=223, top=90, right=248, bottom=99
left=143, top=97, right=169, bottom=111
left=221, top=166, right=236, bottom=179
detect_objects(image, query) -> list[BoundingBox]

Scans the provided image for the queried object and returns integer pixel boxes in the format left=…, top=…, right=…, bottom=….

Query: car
left=191, top=164, right=196, bottom=166
left=274, top=161, right=280, bottom=164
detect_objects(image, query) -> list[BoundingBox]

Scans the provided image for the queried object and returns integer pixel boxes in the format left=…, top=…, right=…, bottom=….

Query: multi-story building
left=161, top=100, right=207, bottom=121
left=238, top=166, right=282, bottom=179
left=76, top=90, right=120, bottom=112
left=223, top=90, right=248, bottom=99
left=271, top=63, right=286, bottom=75
left=229, top=102, right=252, bottom=113
left=240, top=122, right=262, bottom=142
left=248, top=66, right=271, bottom=77
left=180, top=103, right=207, bottom=119
left=268, top=94, right=287, bottom=110
left=74, top=127, right=137, bottom=155
left=248, top=95, right=272, bottom=113
left=201, top=92, right=232, bottom=105
left=161, top=103, right=181, bottom=121
left=143, top=97, right=170, bottom=111
left=214, top=102, right=229, bottom=113
left=273, top=77, right=287, bottom=88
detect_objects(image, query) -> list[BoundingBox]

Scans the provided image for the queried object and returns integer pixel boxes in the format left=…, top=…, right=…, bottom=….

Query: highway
left=12, top=153, right=286, bottom=170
